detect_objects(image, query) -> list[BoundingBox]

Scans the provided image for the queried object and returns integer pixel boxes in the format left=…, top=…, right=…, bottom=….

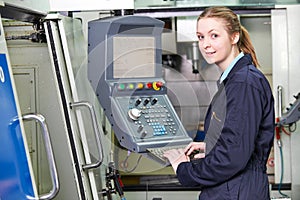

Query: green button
left=118, top=83, right=125, bottom=90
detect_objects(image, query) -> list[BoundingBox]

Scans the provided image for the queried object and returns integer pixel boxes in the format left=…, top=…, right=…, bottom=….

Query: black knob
left=143, top=98, right=150, bottom=106
left=137, top=125, right=144, bottom=132
left=151, top=98, right=158, bottom=105
left=141, top=131, right=148, bottom=139
left=135, top=98, right=142, bottom=106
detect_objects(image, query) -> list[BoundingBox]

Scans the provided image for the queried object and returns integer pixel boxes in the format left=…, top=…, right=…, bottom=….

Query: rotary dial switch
left=128, top=108, right=141, bottom=120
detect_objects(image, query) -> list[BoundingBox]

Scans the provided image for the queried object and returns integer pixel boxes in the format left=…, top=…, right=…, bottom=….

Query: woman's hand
left=184, top=142, right=206, bottom=159
left=163, top=148, right=189, bottom=172
left=163, top=142, right=206, bottom=172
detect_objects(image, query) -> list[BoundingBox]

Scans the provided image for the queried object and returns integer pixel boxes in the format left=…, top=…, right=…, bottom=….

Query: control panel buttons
left=136, top=83, right=144, bottom=89
left=117, top=83, right=126, bottom=90
left=127, top=83, right=135, bottom=90
left=116, top=81, right=164, bottom=91
left=146, top=82, right=153, bottom=89
left=124, top=96, right=181, bottom=140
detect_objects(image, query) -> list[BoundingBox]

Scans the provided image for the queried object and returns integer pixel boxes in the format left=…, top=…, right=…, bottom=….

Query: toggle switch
left=151, top=98, right=158, bottom=105
left=137, top=125, right=144, bottom=132
left=143, top=98, right=150, bottom=106
left=141, top=131, right=148, bottom=139
left=135, top=98, right=142, bottom=106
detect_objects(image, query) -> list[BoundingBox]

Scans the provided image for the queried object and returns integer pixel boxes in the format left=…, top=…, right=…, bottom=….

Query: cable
left=121, top=151, right=143, bottom=173
left=281, top=126, right=291, bottom=136
left=275, top=117, right=290, bottom=198
left=278, top=145, right=289, bottom=198
left=288, top=122, right=297, bottom=133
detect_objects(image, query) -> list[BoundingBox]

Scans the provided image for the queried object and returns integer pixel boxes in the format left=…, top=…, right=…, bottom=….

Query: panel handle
left=70, top=101, right=104, bottom=170
left=22, top=114, right=59, bottom=200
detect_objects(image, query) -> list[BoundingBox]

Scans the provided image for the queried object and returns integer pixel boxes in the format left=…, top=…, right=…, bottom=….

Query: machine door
left=44, top=15, right=110, bottom=200
left=0, top=17, right=58, bottom=200
left=0, top=53, right=38, bottom=200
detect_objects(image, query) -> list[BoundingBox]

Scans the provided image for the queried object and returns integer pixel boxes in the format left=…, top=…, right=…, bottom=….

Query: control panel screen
left=113, top=36, right=156, bottom=78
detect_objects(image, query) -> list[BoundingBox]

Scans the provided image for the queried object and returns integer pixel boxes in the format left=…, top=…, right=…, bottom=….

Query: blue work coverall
left=176, top=54, right=275, bottom=200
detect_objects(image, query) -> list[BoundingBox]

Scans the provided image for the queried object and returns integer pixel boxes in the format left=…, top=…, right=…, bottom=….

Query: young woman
left=164, top=6, right=275, bottom=200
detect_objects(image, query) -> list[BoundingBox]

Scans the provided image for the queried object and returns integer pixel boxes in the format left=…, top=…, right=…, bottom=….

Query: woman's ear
left=231, top=32, right=240, bottom=45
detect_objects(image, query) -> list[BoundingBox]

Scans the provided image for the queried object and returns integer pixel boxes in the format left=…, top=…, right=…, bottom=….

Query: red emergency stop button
left=153, top=81, right=163, bottom=91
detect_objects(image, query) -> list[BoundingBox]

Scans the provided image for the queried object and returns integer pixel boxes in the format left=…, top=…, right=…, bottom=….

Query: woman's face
left=196, top=17, right=239, bottom=71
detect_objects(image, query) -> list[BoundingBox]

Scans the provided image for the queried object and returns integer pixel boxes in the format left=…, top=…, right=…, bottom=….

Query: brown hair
left=197, top=6, right=259, bottom=67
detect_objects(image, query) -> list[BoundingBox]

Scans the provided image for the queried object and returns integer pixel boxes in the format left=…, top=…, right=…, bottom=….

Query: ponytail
left=239, top=26, right=260, bottom=67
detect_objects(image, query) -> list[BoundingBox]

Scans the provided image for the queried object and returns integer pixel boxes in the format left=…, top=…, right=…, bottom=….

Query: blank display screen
left=113, top=36, right=156, bottom=78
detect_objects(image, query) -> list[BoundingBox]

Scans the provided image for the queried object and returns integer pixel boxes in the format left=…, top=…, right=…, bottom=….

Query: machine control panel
left=109, top=79, right=191, bottom=152
left=88, top=15, right=192, bottom=153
